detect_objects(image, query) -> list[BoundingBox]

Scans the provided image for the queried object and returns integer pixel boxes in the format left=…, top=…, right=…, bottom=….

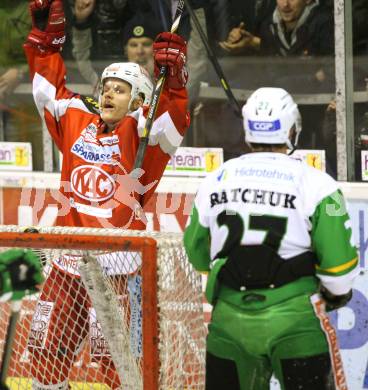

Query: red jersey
left=25, top=46, right=189, bottom=229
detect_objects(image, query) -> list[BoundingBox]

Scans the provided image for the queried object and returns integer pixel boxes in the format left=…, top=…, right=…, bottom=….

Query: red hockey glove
left=153, top=32, right=188, bottom=89
left=25, top=0, right=66, bottom=53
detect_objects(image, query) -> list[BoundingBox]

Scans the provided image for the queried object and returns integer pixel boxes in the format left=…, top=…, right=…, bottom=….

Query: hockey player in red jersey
left=23, top=0, right=189, bottom=387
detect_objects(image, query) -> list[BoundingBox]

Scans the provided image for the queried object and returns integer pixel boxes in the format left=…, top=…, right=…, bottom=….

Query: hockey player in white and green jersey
left=184, top=87, right=358, bottom=390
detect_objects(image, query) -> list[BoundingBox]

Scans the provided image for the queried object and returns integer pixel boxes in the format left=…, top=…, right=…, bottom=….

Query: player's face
left=276, top=0, right=309, bottom=24
left=100, top=78, right=132, bottom=128
left=126, top=37, right=153, bottom=66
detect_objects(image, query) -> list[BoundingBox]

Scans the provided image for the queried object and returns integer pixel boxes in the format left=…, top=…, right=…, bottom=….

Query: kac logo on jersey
left=248, top=119, right=281, bottom=132
left=71, top=165, right=116, bottom=202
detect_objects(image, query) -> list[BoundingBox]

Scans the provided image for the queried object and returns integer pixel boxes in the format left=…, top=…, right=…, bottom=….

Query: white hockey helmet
left=100, top=62, right=153, bottom=110
left=242, top=87, right=301, bottom=149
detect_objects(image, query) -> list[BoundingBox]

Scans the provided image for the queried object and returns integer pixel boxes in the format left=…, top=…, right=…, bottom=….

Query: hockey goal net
left=0, top=226, right=206, bottom=389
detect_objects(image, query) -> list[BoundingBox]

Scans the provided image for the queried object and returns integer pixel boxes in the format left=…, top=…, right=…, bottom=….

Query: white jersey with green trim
left=189, top=152, right=358, bottom=295
left=195, top=152, right=337, bottom=259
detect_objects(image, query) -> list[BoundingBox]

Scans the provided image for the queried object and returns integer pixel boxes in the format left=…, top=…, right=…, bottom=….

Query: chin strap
left=287, top=146, right=297, bottom=156
left=286, top=124, right=300, bottom=155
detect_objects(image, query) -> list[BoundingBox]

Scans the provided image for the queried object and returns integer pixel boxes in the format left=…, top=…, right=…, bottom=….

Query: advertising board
left=0, top=171, right=366, bottom=387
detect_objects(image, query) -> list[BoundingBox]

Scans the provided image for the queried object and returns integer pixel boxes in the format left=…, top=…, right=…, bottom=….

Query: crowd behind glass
left=1, top=0, right=368, bottom=180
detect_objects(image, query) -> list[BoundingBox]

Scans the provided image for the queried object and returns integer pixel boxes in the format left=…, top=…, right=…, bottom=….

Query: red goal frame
left=0, top=232, right=160, bottom=390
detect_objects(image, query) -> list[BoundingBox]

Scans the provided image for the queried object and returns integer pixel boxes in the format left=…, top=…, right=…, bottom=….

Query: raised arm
left=24, top=0, right=87, bottom=149
left=138, top=32, right=190, bottom=204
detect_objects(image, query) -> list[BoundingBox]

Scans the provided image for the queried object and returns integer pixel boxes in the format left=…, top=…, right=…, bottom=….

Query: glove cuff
left=26, top=28, right=65, bottom=52
left=320, top=286, right=352, bottom=311
left=165, top=66, right=188, bottom=89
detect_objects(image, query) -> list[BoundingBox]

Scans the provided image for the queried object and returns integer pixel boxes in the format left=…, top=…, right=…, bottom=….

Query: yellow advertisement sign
left=205, top=151, right=221, bottom=172
left=165, top=147, right=223, bottom=177
left=0, top=142, right=32, bottom=171
left=291, top=149, right=326, bottom=171
left=15, top=146, right=30, bottom=167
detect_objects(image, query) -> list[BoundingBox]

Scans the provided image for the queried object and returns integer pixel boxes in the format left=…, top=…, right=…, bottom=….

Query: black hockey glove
left=320, top=285, right=352, bottom=311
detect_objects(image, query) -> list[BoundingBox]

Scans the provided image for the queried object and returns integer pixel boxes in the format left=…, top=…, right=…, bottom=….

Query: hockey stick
left=132, top=0, right=185, bottom=173
left=184, top=0, right=243, bottom=118
left=0, top=301, right=21, bottom=386
left=79, top=255, right=141, bottom=389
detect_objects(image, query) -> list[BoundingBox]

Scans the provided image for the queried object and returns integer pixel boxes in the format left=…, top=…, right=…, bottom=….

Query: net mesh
left=0, top=226, right=206, bottom=390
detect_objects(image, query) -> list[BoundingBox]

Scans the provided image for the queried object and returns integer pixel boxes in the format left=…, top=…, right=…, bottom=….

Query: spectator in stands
left=220, top=0, right=333, bottom=56
left=219, top=0, right=334, bottom=92
left=225, top=0, right=275, bottom=41
left=71, top=0, right=133, bottom=90
left=121, top=14, right=161, bottom=78
left=72, top=5, right=160, bottom=93
left=137, top=0, right=192, bottom=40
left=76, top=0, right=133, bottom=58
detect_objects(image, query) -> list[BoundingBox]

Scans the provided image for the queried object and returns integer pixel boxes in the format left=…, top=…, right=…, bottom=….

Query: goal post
left=0, top=226, right=206, bottom=389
